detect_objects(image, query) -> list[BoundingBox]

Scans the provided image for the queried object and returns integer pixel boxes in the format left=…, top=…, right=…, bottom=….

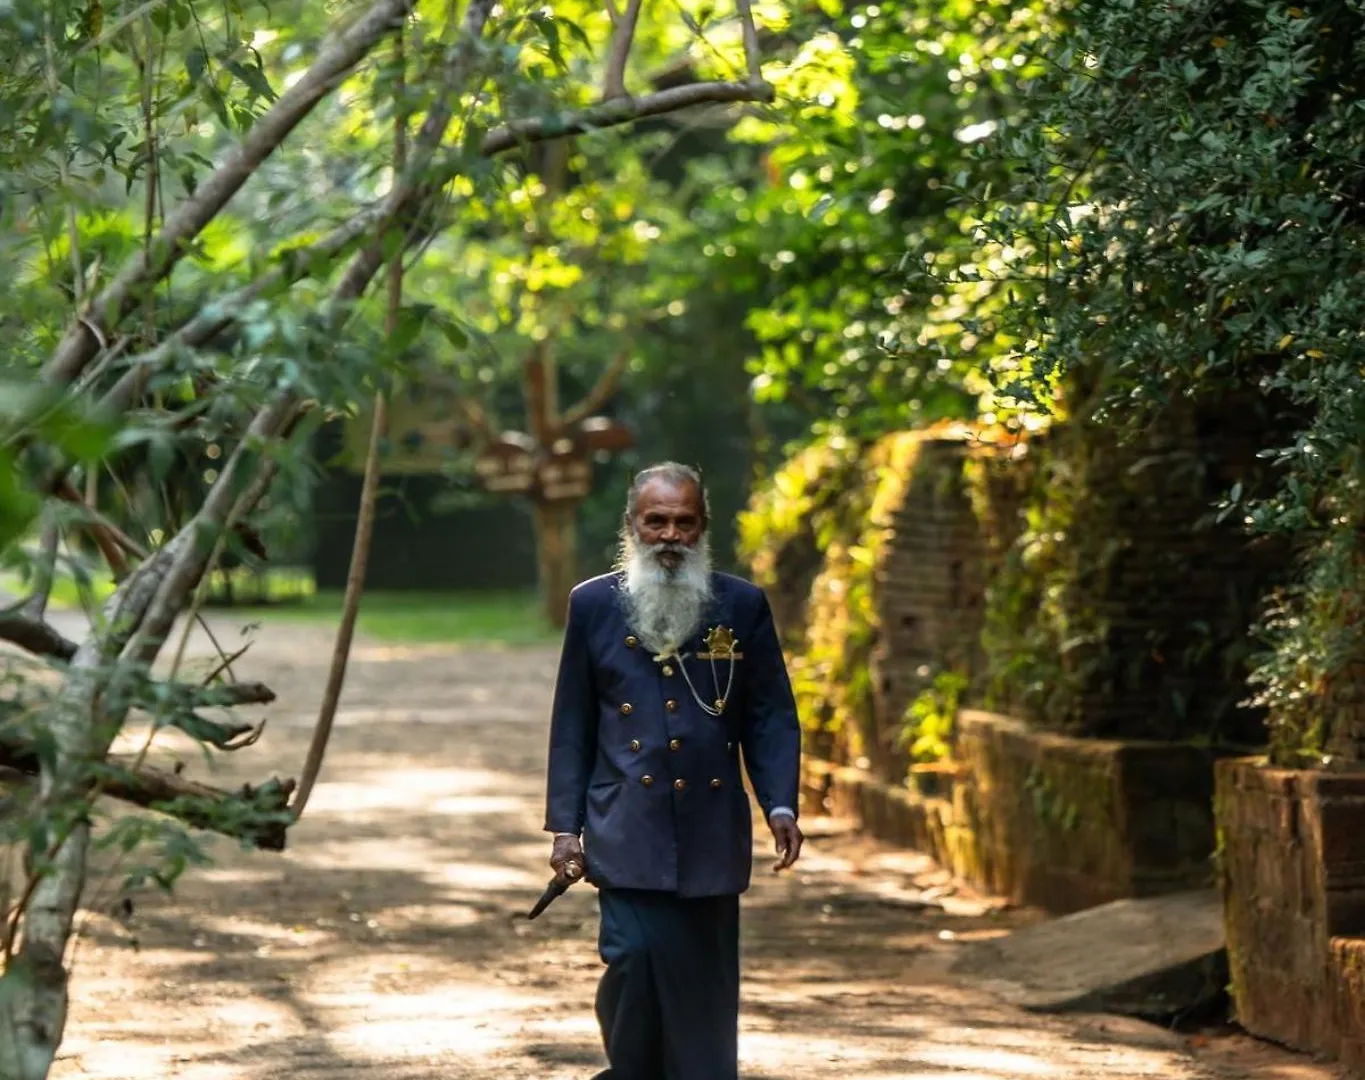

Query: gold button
left=710, top=778, right=722, bottom=789
left=662, top=665, right=675, bottom=676
left=641, top=775, right=654, bottom=787
left=629, top=739, right=642, bottom=752
left=620, top=702, right=633, bottom=715
left=673, top=779, right=687, bottom=792
left=668, top=738, right=681, bottom=752
left=666, top=700, right=678, bottom=712
left=625, top=635, right=638, bottom=648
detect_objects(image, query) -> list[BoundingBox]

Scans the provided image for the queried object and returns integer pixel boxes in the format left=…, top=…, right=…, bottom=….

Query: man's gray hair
left=625, top=461, right=710, bottom=523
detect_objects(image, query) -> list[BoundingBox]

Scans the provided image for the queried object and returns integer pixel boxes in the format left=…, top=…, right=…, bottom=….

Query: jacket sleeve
left=544, top=589, right=598, bottom=835
left=739, top=589, right=801, bottom=820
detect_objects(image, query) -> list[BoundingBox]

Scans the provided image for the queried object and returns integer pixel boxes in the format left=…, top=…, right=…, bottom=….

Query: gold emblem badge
left=701, top=625, right=739, bottom=660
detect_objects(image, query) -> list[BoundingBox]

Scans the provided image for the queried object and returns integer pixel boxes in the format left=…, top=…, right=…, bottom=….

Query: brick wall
left=1217, top=758, right=1365, bottom=1066
left=865, top=434, right=1032, bottom=779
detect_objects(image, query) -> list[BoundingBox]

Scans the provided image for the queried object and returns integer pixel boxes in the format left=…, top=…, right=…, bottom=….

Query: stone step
left=949, top=889, right=1227, bottom=1019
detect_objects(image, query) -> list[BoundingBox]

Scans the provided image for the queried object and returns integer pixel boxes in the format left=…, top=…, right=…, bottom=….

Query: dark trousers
left=592, top=888, right=740, bottom=1080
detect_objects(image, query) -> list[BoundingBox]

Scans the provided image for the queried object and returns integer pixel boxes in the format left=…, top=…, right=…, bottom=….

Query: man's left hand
left=769, top=813, right=804, bottom=872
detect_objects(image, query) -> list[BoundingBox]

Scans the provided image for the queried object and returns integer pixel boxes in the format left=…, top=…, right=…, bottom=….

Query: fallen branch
left=0, top=613, right=77, bottom=662
left=41, top=0, right=420, bottom=389
left=0, top=738, right=291, bottom=850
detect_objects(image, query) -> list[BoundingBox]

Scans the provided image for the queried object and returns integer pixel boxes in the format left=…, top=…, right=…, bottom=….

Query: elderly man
left=544, top=461, right=803, bottom=1080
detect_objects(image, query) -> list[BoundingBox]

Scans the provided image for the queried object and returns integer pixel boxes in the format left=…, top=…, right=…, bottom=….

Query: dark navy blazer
left=544, top=570, right=801, bottom=898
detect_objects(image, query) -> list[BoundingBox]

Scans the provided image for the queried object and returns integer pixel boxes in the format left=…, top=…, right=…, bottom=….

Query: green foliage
left=899, top=669, right=966, bottom=764
left=700, top=0, right=1061, bottom=436
left=942, top=0, right=1365, bottom=760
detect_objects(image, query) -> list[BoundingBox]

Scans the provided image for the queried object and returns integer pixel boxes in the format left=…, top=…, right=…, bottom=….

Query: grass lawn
left=3, top=566, right=559, bottom=647
left=239, top=589, right=562, bottom=647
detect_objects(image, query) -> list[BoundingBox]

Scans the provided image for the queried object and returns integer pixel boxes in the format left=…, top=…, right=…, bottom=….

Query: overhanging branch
left=480, top=79, right=775, bottom=156
left=105, top=79, right=772, bottom=416
left=0, top=613, right=77, bottom=662
left=40, top=0, right=419, bottom=390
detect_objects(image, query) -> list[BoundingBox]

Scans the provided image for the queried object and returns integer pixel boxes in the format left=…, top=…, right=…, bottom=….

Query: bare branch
left=54, top=479, right=138, bottom=579
left=292, top=27, right=404, bottom=821
left=291, top=388, right=386, bottom=819
left=734, top=0, right=764, bottom=83
left=41, top=0, right=419, bottom=389
left=45, top=9, right=84, bottom=307
left=324, top=0, right=495, bottom=319
left=199, top=641, right=251, bottom=687
left=0, top=614, right=78, bottom=662
left=480, top=79, right=775, bottom=156
left=162, top=713, right=255, bottom=750
left=195, top=680, right=276, bottom=708
left=560, top=349, right=630, bottom=431
left=603, top=0, right=643, bottom=100
left=20, top=513, right=61, bottom=622
left=131, top=680, right=273, bottom=750
left=603, top=0, right=621, bottom=25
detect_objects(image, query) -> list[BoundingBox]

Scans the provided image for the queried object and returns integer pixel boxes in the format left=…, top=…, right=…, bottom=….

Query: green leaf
left=186, top=47, right=207, bottom=84
left=228, top=60, right=277, bottom=103
left=429, top=310, right=471, bottom=350
left=527, top=10, right=565, bottom=71
left=0, top=447, right=41, bottom=556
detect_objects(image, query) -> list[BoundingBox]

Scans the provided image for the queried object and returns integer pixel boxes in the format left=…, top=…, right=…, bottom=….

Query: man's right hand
left=550, top=834, right=585, bottom=886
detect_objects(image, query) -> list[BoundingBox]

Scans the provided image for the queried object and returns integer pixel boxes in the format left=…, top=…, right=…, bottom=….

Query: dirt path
left=40, top=615, right=1340, bottom=1080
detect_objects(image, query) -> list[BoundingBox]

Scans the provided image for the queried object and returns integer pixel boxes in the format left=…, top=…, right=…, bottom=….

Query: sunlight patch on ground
left=919, top=1044, right=1061, bottom=1075
left=739, top=1030, right=888, bottom=1067
left=517, top=1014, right=602, bottom=1040
left=319, top=984, right=551, bottom=1059
left=59, top=1044, right=240, bottom=1080
left=374, top=903, right=488, bottom=929
left=192, top=866, right=288, bottom=887
left=194, top=915, right=331, bottom=946
left=436, top=860, right=541, bottom=891
left=286, top=835, right=457, bottom=872
left=295, top=765, right=518, bottom=810
left=263, top=705, right=546, bottom=729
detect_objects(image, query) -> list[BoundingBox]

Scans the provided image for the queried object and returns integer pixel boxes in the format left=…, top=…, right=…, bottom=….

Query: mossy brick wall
left=1216, top=758, right=1365, bottom=1067
left=985, top=395, right=1284, bottom=746
left=804, top=710, right=1218, bottom=914
left=866, top=437, right=1024, bottom=779
left=743, top=426, right=1032, bottom=784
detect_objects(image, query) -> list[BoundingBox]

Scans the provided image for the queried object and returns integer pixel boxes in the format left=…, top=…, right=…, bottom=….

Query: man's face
left=631, top=477, right=706, bottom=572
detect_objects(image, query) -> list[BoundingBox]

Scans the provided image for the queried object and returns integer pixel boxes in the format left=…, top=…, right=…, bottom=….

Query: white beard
left=618, top=531, right=713, bottom=655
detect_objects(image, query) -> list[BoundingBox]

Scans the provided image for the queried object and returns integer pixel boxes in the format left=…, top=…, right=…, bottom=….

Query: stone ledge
left=801, top=710, right=1219, bottom=914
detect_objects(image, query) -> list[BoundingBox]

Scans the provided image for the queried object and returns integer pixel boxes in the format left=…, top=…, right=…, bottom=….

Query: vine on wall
left=742, top=424, right=1015, bottom=776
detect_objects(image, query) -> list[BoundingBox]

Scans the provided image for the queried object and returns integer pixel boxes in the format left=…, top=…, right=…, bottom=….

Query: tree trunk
left=533, top=501, right=578, bottom=630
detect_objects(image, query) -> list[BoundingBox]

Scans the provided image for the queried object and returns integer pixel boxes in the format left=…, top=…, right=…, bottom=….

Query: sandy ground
left=15, top=612, right=1344, bottom=1080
